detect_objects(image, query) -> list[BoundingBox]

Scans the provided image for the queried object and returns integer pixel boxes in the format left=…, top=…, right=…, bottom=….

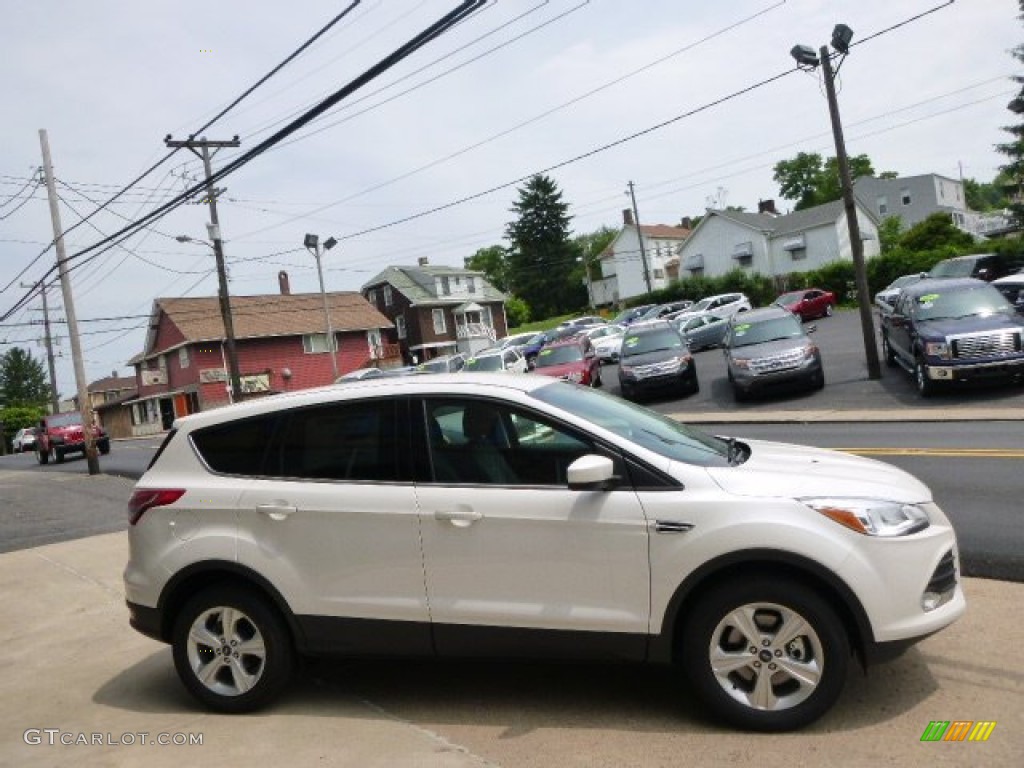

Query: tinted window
left=270, top=400, right=402, bottom=482
left=191, top=414, right=278, bottom=476
left=910, top=284, right=1013, bottom=321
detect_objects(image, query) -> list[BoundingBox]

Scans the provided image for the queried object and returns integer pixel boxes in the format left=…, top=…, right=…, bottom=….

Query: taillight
left=128, top=489, right=185, bottom=525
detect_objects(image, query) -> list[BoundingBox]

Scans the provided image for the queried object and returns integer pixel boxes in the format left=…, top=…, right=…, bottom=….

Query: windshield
left=621, top=329, right=685, bottom=357
left=464, top=355, right=503, bottom=371
left=775, top=291, right=805, bottom=305
left=535, top=344, right=583, bottom=367
left=48, top=412, right=82, bottom=428
left=888, top=274, right=921, bottom=290
left=912, top=285, right=1013, bottom=321
left=728, top=315, right=803, bottom=348
left=531, top=382, right=730, bottom=467
left=929, top=259, right=977, bottom=278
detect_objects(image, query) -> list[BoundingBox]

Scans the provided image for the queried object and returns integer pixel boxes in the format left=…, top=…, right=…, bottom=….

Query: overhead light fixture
left=324, top=237, right=338, bottom=251
left=790, top=44, right=819, bottom=68
left=303, top=233, right=318, bottom=249
left=831, top=24, right=854, bottom=54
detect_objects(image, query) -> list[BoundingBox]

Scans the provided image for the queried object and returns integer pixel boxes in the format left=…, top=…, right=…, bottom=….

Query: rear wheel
left=172, top=586, right=294, bottom=713
left=824, top=304, right=834, bottom=318
left=52, top=447, right=63, bottom=464
left=679, top=576, right=850, bottom=732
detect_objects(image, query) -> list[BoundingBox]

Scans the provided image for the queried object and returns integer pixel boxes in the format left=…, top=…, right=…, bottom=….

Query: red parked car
left=531, top=336, right=602, bottom=387
left=774, top=288, right=836, bottom=321
left=35, top=411, right=110, bottom=464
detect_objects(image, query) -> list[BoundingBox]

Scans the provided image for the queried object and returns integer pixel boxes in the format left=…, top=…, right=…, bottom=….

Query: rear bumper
left=127, top=600, right=165, bottom=643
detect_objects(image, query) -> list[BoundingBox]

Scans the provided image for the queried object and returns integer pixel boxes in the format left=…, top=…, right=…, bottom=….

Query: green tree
left=464, top=245, right=510, bottom=293
left=964, top=176, right=1010, bottom=211
left=773, top=152, right=876, bottom=210
left=997, top=2, right=1024, bottom=225
left=504, top=175, right=586, bottom=319
left=0, top=347, right=51, bottom=407
left=878, top=216, right=904, bottom=254
left=503, top=296, right=531, bottom=328
left=898, top=212, right=976, bottom=252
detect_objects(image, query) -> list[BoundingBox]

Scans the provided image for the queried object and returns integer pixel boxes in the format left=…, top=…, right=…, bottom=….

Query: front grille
left=952, top=330, right=1021, bottom=360
left=749, top=348, right=805, bottom=374
left=926, top=549, right=958, bottom=596
left=634, top=359, right=682, bottom=377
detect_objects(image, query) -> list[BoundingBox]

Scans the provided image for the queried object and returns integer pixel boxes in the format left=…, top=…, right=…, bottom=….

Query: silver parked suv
left=723, top=306, right=824, bottom=401
left=125, top=374, right=963, bottom=731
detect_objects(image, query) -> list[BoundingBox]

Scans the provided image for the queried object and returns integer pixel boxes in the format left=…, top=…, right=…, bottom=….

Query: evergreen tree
left=504, top=175, right=586, bottom=318
left=997, top=2, right=1024, bottom=225
left=0, top=347, right=51, bottom=407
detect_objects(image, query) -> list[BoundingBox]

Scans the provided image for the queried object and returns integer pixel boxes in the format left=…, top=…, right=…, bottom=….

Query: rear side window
left=269, top=400, right=402, bottom=482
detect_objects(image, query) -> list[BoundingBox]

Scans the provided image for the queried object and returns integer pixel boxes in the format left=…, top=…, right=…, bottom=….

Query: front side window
left=419, top=398, right=618, bottom=486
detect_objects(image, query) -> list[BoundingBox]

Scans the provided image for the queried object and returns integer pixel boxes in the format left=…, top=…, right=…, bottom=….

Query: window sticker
left=733, top=323, right=751, bottom=336
left=917, top=293, right=939, bottom=308
left=539, top=348, right=553, bottom=357
left=624, top=336, right=640, bottom=348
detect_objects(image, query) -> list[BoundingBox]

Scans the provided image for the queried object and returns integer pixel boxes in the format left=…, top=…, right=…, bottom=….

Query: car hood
left=703, top=439, right=930, bottom=503
left=916, top=313, right=1023, bottom=338
left=620, top=349, right=686, bottom=366
left=727, top=338, right=808, bottom=359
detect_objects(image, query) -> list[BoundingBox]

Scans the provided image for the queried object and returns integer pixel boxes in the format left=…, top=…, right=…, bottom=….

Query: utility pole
left=38, top=129, right=100, bottom=474
left=21, top=279, right=60, bottom=414
left=627, top=181, right=652, bottom=295
left=164, top=135, right=243, bottom=401
left=820, top=47, right=881, bottom=379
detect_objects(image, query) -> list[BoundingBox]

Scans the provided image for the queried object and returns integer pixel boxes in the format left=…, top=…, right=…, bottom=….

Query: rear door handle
left=434, top=508, right=483, bottom=528
left=256, top=502, right=297, bottom=521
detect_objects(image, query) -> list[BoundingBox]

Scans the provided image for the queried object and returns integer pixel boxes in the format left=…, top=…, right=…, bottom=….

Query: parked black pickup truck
left=881, top=277, right=1024, bottom=397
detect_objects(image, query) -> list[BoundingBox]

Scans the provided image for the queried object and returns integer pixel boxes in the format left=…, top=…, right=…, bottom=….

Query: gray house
left=676, top=200, right=880, bottom=280
left=853, top=174, right=967, bottom=230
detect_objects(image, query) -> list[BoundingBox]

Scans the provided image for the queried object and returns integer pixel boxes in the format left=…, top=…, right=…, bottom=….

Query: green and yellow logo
left=920, top=721, right=996, bottom=742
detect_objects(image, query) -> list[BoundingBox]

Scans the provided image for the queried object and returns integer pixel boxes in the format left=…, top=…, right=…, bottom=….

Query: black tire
left=914, top=356, right=937, bottom=398
left=53, top=447, right=64, bottom=464
left=36, top=448, right=49, bottom=465
left=685, top=376, right=700, bottom=396
left=678, top=576, right=850, bottom=732
left=592, top=368, right=602, bottom=388
left=881, top=335, right=896, bottom=367
left=172, top=586, right=294, bottom=713
left=732, top=384, right=748, bottom=402
left=98, top=441, right=111, bottom=455
left=824, top=304, right=834, bottom=318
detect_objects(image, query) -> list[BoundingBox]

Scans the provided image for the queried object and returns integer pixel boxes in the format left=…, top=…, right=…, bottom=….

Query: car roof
left=729, top=306, right=791, bottom=323
left=625, top=319, right=676, bottom=332
left=172, top=374, right=556, bottom=431
left=902, top=277, right=988, bottom=296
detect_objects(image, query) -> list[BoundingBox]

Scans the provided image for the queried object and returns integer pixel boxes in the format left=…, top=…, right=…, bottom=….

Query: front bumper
left=731, top=356, right=822, bottom=393
left=619, top=363, right=696, bottom=394
left=926, top=356, right=1024, bottom=381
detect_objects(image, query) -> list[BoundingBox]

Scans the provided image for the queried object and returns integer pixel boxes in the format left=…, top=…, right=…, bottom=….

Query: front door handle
left=434, top=508, right=483, bottom=528
left=256, top=502, right=297, bottom=521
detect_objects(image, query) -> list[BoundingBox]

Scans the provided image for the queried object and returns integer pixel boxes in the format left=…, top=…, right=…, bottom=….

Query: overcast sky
left=1, top=0, right=1019, bottom=396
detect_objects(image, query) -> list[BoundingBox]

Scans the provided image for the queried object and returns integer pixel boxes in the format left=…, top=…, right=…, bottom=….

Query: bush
left=504, top=296, right=531, bottom=328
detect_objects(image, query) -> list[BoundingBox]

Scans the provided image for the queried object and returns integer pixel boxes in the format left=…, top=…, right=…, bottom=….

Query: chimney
left=758, top=199, right=779, bottom=216
left=111, top=370, right=117, bottom=378
left=278, top=270, right=291, bottom=295
left=622, top=208, right=635, bottom=226
left=680, top=217, right=693, bottom=230
left=417, top=256, right=429, bottom=266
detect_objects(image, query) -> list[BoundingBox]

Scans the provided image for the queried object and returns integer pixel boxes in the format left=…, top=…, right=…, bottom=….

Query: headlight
left=803, top=498, right=930, bottom=537
left=802, top=343, right=818, bottom=360
left=924, top=341, right=950, bottom=359
left=565, top=370, right=583, bottom=383
left=619, top=364, right=634, bottom=375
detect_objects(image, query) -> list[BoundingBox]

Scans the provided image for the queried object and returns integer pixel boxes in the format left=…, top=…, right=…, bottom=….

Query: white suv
left=125, top=374, right=964, bottom=731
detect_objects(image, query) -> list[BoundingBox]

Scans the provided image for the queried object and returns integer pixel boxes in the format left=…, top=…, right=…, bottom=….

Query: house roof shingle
left=138, top=292, right=392, bottom=360
left=361, top=265, right=506, bottom=305
left=640, top=224, right=691, bottom=239
left=88, top=375, right=136, bottom=393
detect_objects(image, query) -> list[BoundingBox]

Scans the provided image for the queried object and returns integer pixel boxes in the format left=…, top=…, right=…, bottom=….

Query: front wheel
left=824, top=304, right=834, bottom=318
left=914, top=357, right=937, bottom=397
left=172, top=586, right=294, bottom=713
left=881, top=335, right=896, bottom=367
left=36, top=448, right=49, bottom=465
left=679, top=576, right=850, bottom=732
left=52, top=447, right=63, bottom=464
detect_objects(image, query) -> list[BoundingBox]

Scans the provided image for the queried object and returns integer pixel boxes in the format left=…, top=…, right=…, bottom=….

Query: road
left=1, top=421, right=1020, bottom=581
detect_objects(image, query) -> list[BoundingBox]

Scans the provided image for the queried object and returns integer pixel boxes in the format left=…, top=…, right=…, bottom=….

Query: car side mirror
left=567, top=454, right=616, bottom=491
left=806, top=324, right=817, bottom=334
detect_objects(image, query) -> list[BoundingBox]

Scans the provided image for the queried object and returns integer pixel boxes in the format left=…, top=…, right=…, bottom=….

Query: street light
left=791, top=24, right=881, bottom=380
left=304, top=233, right=339, bottom=379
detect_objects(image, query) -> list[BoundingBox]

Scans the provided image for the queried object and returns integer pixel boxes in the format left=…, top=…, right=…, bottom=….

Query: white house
left=590, top=209, right=691, bottom=306
left=676, top=199, right=880, bottom=280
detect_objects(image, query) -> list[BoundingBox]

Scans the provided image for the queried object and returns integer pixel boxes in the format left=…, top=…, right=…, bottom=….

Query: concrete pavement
left=1, top=472, right=1022, bottom=767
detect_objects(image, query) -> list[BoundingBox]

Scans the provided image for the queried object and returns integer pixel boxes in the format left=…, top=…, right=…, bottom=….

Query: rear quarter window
left=190, top=415, right=278, bottom=476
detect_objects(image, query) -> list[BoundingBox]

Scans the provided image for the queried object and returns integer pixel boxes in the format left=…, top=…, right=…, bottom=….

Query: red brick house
left=361, top=259, right=507, bottom=364
left=124, top=291, right=394, bottom=435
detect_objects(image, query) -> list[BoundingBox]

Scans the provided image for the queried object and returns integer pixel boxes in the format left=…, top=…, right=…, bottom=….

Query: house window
left=653, top=268, right=665, bottom=279
left=901, top=188, right=911, bottom=206
left=178, top=347, right=189, bottom=369
left=158, top=354, right=167, bottom=372
left=790, top=248, right=807, bottom=260
left=481, top=305, right=493, bottom=329
left=302, top=333, right=335, bottom=353
left=467, top=276, right=476, bottom=294
left=396, top=315, right=407, bottom=339
left=440, top=276, right=451, bottom=295
left=383, top=285, right=393, bottom=306
left=368, top=288, right=377, bottom=306
left=432, top=308, right=447, bottom=334
left=877, top=196, right=888, bottom=215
